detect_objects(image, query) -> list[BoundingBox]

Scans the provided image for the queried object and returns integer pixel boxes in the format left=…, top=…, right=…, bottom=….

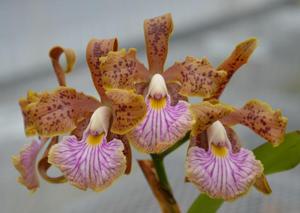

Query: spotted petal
left=186, top=145, right=263, bottom=200
left=86, top=38, right=118, bottom=95
left=105, top=89, right=147, bottom=134
left=49, top=132, right=126, bottom=191
left=190, top=101, right=234, bottom=136
left=166, top=82, right=188, bottom=106
left=144, top=13, right=173, bottom=73
left=12, top=139, right=46, bottom=191
left=127, top=95, right=194, bottom=153
left=96, top=49, right=150, bottom=90
left=222, top=99, right=288, bottom=146
left=211, top=38, right=258, bottom=99
left=19, top=87, right=100, bottom=137
left=163, top=57, right=227, bottom=98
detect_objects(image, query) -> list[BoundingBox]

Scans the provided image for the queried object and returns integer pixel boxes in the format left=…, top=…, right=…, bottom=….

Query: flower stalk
left=138, top=158, right=180, bottom=213
left=137, top=134, right=190, bottom=213
left=150, top=154, right=172, bottom=193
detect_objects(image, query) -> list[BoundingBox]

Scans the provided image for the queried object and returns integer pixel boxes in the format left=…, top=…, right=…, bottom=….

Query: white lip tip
left=207, top=121, right=230, bottom=147
left=148, top=74, right=168, bottom=98
left=89, top=106, right=112, bottom=134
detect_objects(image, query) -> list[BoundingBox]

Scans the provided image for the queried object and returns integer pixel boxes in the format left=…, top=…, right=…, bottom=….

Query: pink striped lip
left=127, top=95, right=193, bottom=153
left=186, top=121, right=263, bottom=200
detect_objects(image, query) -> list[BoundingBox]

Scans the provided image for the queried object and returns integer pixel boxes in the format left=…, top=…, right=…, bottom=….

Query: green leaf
left=188, top=194, right=223, bottom=213
left=188, top=131, right=300, bottom=213
left=253, top=131, right=300, bottom=175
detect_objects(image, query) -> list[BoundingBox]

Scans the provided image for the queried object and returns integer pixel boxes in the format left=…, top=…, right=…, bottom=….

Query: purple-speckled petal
left=127, top=95, right=193, bottom=153
left=12, top=139, right=46, bottom=191
left=186, top=145, right=263, bottom=200
left=48, top=132, right=126, bottom=191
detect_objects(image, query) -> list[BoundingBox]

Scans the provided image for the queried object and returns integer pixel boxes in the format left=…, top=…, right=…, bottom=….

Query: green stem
left=150, top=154, right=172, bottom=191
left=150, top=131, right=190, bottom=190
left=149, top=132, right=190, bottom=199
left=144, top=133, right=190, bottom=212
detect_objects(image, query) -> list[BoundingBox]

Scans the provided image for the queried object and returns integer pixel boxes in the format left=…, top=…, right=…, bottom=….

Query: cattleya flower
left=12, top=12, right=287, bottom=206
left=185, top=39, right=288, bottom=200
left=13, top=44, right=147, bottom=191
left=48, top=106, right=127, bottom=191
left=89, top=13, right=228, bottom=153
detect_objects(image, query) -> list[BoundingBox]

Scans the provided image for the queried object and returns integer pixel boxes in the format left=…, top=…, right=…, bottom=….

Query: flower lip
left=147, top=74, right=168, bottom=99
left=48, top=131, right=126, bottom=191
left=127, top=95, right=193, bottom=153
left=88, top=106, right=112, bottom=135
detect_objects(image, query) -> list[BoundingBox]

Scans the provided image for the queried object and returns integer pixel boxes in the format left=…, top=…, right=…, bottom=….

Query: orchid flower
left=11, top=12, right=297, bottom=213
left=13, top=44, right=146, bottom=191
left=185, top=39, right=288, bottom=200
left=89, top=13, right=228, bottom=153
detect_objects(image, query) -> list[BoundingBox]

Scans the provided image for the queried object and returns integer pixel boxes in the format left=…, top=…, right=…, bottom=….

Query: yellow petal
left=190, top=101, right=234, bottom=136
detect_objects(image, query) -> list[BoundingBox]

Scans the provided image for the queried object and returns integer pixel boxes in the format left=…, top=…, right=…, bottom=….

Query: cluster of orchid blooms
left=13, top=13, right=287, bottom=202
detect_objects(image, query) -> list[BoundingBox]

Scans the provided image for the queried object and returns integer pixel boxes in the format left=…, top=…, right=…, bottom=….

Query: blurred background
left=1, top=0, right=299, bottom=212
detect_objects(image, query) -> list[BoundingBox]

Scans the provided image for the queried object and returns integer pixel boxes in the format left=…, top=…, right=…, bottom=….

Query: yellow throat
left=87, top=133, right=104, bottom=146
